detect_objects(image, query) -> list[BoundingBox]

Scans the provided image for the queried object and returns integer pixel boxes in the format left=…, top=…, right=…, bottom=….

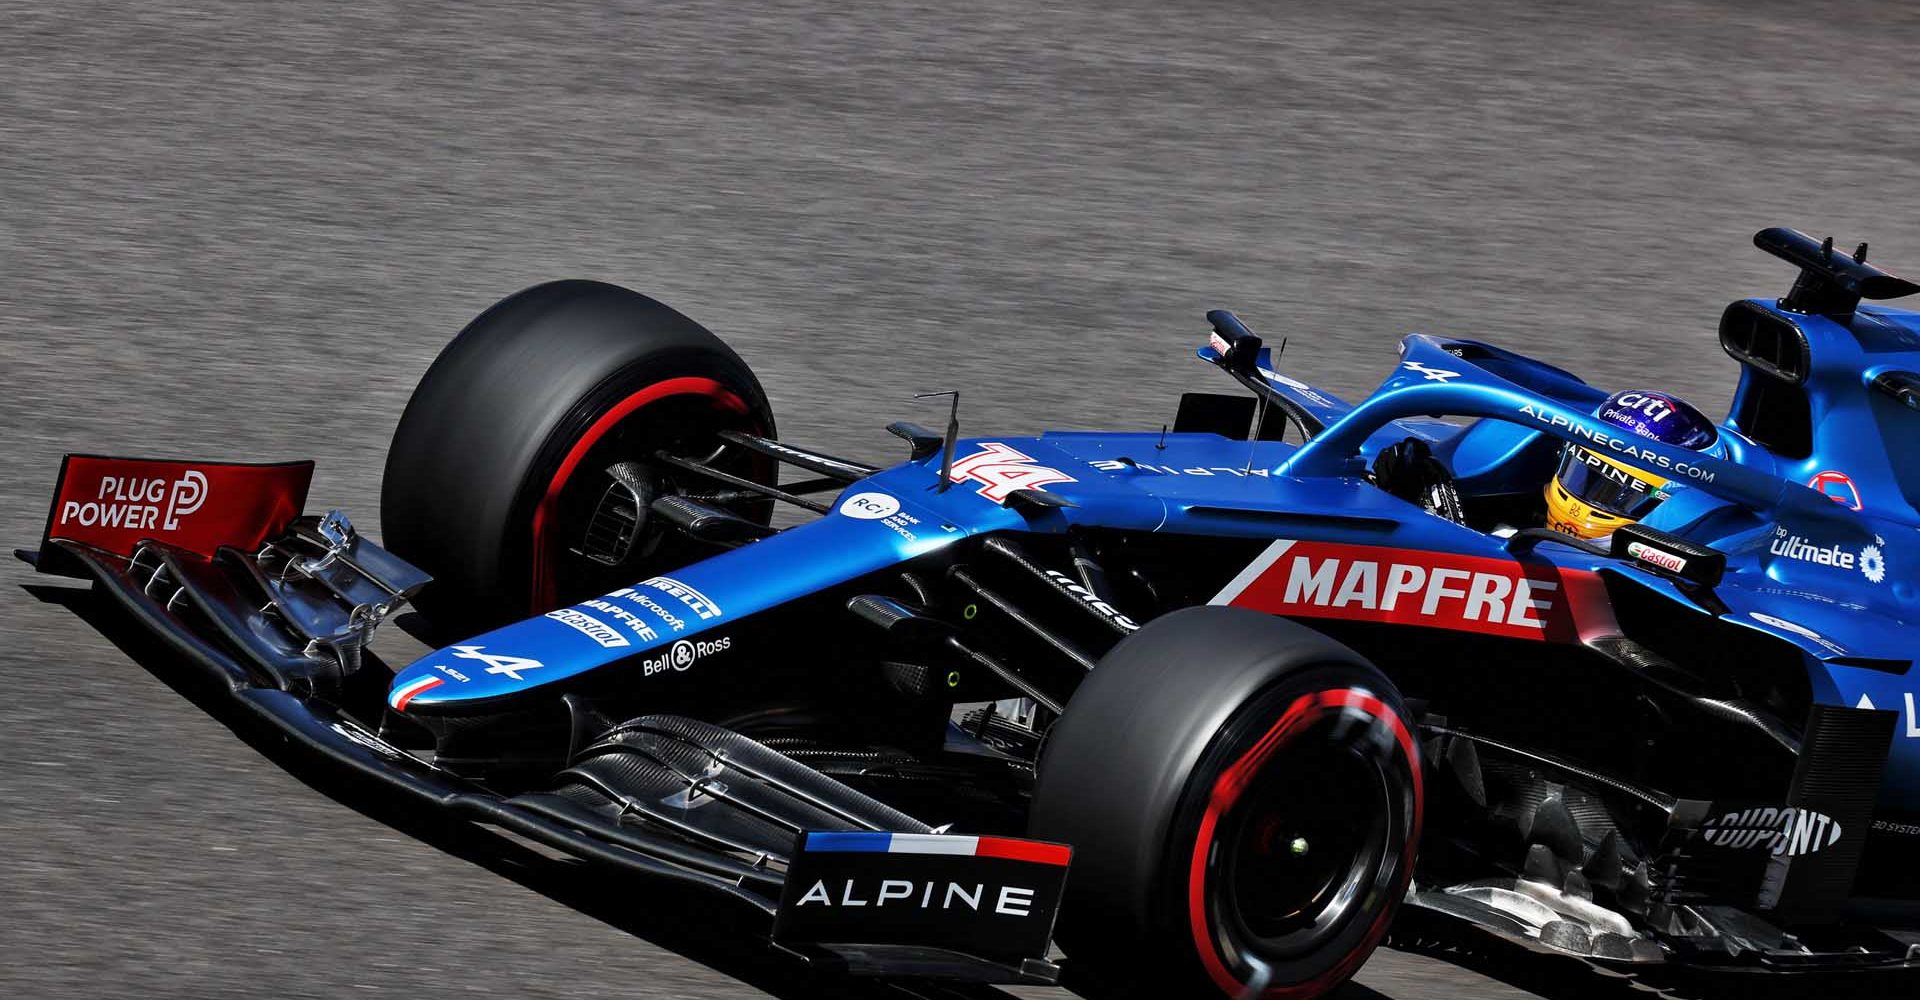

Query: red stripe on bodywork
left=391, top=676, right=444, bottom=712
left=975, top=836, right=1072, bottom=866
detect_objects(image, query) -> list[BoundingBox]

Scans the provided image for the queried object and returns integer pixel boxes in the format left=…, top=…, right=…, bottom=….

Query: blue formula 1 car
left=23, top=228, right=1920, bottom=997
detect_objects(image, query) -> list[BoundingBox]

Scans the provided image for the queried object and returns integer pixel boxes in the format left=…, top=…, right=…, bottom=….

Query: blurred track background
left=6, top=1, right=1920, bottom=996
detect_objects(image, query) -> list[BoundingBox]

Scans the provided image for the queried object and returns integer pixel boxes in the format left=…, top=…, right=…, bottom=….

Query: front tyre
left=380, top=280, right=775, bottom=636
left=1030, top=607, right=1422, bottom=999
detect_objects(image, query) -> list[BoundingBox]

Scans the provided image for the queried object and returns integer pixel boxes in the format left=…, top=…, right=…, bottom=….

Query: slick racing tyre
left=1030, top=607, right=1422, bottom=999
left=382, top=280, right=775, bottom=636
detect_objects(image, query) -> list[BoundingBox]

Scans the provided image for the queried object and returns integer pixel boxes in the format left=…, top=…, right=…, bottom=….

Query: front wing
left=21, top=453, right=1066, bottom=986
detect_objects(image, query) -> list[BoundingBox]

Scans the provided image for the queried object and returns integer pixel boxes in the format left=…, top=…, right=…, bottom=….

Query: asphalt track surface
left=6, top=1, right=1920, bottom=997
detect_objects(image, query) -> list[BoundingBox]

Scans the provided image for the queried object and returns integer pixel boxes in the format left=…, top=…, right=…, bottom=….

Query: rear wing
left=1756, top=226, right=1918, bottom=319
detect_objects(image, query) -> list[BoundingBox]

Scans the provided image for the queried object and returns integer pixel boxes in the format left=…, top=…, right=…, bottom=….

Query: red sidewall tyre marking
left=1186, top=687, right=1424, bottom=999
left=529, top=376, right=749, bottom=609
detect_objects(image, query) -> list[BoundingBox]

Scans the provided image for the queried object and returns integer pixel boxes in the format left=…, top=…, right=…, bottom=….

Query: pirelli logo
left=639, top=575, right=723, bottom=621
left=1212, top=540, right=1609, bottom=642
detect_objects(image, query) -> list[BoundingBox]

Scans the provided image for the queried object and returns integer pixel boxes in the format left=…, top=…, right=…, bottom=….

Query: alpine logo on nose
left=1401, top=361, right=1462, bottom=382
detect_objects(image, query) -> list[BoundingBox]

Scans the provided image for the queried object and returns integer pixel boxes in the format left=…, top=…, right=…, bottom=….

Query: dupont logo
left=1699, top=806, right=1844, bottom=857
left=1213, top=539, right=1606, bottom=642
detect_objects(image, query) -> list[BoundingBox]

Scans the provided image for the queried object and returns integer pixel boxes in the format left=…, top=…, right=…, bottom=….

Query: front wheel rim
left=1187, top=686, right=1422, bottom=998
left=528, top=376, right=760, bottom=609
left=1219, top=737, right=1392, bottom=955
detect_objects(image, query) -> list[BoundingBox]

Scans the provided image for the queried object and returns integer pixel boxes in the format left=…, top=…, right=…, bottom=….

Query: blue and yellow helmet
left=1545, top=390, right=1721, bottom=540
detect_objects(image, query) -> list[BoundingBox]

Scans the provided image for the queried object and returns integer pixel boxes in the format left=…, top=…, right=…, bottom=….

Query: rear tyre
left=381, top=280, right=775, bottom=636
left=1030, top=606, right=1422, bottom=999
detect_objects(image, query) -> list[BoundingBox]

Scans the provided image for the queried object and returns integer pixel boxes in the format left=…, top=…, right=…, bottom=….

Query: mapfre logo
left=948, top=443, right=1075, bottom=503
left=59, top=470, right=208, bottom=532
left=1213, top=540, right=1605, bottom=642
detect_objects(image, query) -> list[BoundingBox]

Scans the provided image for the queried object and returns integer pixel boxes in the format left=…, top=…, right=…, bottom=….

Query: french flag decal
left=802, top=831, right=1071, bottom=866
left=389, top=675, right=444, bottom=711
left=776, top=830, right=1072, bottom=964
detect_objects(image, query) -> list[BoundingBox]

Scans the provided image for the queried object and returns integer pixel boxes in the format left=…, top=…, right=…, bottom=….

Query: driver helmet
left=1544, top=389, right=1721, bottom=540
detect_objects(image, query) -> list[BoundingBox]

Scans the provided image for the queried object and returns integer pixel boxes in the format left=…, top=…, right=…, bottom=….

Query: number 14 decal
left=947, top=442, right=1076, bottom=503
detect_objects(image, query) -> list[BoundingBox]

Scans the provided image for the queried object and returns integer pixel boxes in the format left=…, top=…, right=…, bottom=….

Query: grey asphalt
left=5, top=1, right=1920, bottom=997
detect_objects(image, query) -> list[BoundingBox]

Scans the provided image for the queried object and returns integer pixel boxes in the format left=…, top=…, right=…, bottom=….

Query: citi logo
left=1700, top=806, right=1843, bottom=857
left=1609, top=392, right=1675, bottom=423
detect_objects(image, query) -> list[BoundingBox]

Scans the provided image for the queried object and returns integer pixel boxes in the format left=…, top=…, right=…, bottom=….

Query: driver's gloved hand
left=1369, top=437, right=1468, bottom=525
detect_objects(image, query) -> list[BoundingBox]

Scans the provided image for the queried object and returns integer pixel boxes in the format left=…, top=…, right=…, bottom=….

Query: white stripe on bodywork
left=1209, top=539, right=1297, bottom=606
left=388, top=675, right=442, bottom=707
left=886, top=834, right=981, bottom=856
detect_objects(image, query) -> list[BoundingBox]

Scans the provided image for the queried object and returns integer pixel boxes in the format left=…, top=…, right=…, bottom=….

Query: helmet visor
left=1553, top=447, right=1666, bottom=519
